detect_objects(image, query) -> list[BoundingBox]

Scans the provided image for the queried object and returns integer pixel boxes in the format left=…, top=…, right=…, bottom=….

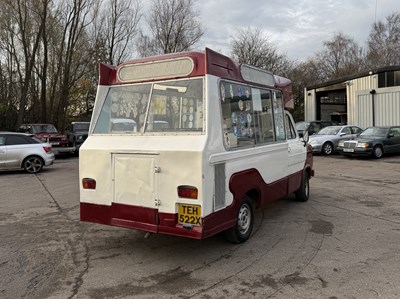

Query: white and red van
left=80, top=48, right=314, bottom=243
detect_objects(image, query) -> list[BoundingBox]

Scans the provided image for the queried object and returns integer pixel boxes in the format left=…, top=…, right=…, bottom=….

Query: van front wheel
left=225, top=197, right=254, bottom=243
left=295, top=171, right=309, bottom=202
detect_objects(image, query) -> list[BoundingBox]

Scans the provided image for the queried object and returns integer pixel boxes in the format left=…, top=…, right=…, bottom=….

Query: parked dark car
left=338, top=126, right=400, bottom=159
left=0, top=132, right=55, bottom=173
left=308, top=125, right=363, bottom=155
left=66, top=122, right=90, bottom=151
left=295, top=120, right=338, bottom=137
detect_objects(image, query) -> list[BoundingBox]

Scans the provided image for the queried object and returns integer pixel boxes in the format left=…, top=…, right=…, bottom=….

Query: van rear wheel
left=225, top=197, right=254, bottom=243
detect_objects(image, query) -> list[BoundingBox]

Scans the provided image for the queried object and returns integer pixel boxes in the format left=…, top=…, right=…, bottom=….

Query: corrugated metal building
left=305, top=66, right=400, bottom=128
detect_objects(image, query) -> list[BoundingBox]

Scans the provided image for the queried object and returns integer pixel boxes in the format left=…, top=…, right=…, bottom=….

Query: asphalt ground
left=1, top=153, right=400, bottom=299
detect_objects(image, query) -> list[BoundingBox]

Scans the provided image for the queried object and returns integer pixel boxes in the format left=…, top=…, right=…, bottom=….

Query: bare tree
left=36, top=0, right=52, bottom=123
left=54, top=0, right=99, bottom=131
left=138, top=0, right=204, bottom=56
left=230, top=27, right=292, bottom=75
left=314, top=33, right=365, bottom=81
left=0, top=0, right=49, bottom=129
left=367, top=12, right=400, bottom=68
left=136, top=30, right=159, bottom=58
left=98, top=0, right=142, bottom=65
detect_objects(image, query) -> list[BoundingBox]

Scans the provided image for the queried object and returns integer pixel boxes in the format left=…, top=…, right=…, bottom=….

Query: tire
left=72, top=140, right=79, bottom=156
left=372, top=145, right=383, bottom=159
left=23, top=156, right=44, bottom=173
left=225, top=197, right=254, bottom=243
left=295, top=171, right=310, bottom=202
left=322, top=142, right=334, bottom=155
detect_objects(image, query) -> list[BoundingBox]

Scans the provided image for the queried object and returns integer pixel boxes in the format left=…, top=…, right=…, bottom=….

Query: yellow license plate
left=178, top=204, right=202, bottom=226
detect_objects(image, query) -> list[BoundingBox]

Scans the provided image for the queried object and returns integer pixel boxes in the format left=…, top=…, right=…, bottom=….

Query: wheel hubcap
left=238, top=204, right=251, bottom=234
left=375, top=148, right=382, bottom=157
left=26, top=158, right=41, bottom=173
left=324, top=144, right=332, bottom=155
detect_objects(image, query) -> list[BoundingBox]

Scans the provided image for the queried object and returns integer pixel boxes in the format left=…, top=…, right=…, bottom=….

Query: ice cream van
left=79, top=48, right=314, bottom=243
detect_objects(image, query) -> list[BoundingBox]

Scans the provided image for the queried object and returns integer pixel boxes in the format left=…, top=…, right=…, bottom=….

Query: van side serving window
left=220, top=81, right=286, bottom=149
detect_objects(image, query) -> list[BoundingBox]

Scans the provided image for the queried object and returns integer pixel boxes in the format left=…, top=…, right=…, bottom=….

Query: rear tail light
left=43, top=146, right=52, bottom=153
left=82, top=178, right=96, bottom=189
left=178, top=185, right=198, bottom=199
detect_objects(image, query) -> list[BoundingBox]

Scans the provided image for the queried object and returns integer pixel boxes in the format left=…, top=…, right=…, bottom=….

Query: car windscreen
left=317, top=126, right=341, bottom=135
left=295, top=122, right=309, bottom=131
left=74, top=123, right=90, bottom=131
left=31, top=125, right=58, bottom=134
left=360, top=127, right=388, bottom=138
left=93, top=78, right=204, bottom=134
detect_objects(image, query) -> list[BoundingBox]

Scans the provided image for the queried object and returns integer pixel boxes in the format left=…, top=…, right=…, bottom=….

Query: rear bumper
left=80, top=202, right=234, bottom=240
left=44, top=153, right=55, bottom=166
left=52, top=146, right=75, bottom=155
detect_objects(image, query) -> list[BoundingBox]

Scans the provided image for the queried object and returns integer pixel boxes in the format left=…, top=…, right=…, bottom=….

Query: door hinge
left=155, top=199, right=161, bottom=206
left=154, top=166, right=161, bottom=173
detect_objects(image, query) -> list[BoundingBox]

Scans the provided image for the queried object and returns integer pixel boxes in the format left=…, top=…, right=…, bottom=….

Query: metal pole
left=370, top=89, right=376, bottom=126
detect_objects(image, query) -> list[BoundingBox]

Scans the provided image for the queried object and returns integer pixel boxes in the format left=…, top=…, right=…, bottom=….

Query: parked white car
left=0, top=132, right=55, bottom=173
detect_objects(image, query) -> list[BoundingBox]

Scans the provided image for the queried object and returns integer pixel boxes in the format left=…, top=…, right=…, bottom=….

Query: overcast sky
left=194, top=0, right=400, bottom=62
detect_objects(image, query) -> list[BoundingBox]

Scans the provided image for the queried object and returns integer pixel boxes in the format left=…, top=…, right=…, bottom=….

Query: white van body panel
left=79, top=49, right=313, bottom=241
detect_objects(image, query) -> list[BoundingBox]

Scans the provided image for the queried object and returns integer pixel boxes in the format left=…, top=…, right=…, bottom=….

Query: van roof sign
left=240, top=64, right=275, bottom=87
left=118, top=57, right=194, bottom=82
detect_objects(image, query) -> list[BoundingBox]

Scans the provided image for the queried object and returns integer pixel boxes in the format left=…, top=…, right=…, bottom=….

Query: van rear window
left=93, top=78, right=204, bottom=134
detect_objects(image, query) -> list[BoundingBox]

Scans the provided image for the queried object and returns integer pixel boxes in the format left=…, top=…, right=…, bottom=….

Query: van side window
left=220, top=82, right=288, bottom=149
left=273, top=91, right=286, bottom=141
left=251, top=88, right=275, bottom=144
left=221, top=82, right=256, bottom=148
left=285, top=114, right=297, bottom=139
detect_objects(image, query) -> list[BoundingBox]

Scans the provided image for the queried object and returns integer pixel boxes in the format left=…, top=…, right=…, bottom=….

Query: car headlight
left=338, top=141, right=344, bottom=147
left=356, top=142, right=370, bottom=148
left=62, top=137, right=67, bottom=141
left=77, top=135, right=83, bottom=140
left=40, top=137, right=47, bottom=142
left=308, top=139, right=318, bottom=145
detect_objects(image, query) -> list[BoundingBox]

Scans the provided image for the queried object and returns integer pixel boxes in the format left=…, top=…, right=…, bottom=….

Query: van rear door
left=112, top=153, right=159, bottom=225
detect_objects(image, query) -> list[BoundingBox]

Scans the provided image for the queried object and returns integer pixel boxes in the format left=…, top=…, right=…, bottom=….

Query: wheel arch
left=21, top=154, right=44, bottom=169
left=228, top=168, right=264, bottom=210
left=245, top=188, right=260, bottom=210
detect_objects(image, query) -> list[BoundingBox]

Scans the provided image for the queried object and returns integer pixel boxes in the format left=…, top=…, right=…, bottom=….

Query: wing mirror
left=302, top=130, right=309, bottom=146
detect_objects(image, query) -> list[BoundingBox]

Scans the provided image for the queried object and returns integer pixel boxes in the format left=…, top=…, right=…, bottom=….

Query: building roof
left=306, top=65, right=400, bottom=90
